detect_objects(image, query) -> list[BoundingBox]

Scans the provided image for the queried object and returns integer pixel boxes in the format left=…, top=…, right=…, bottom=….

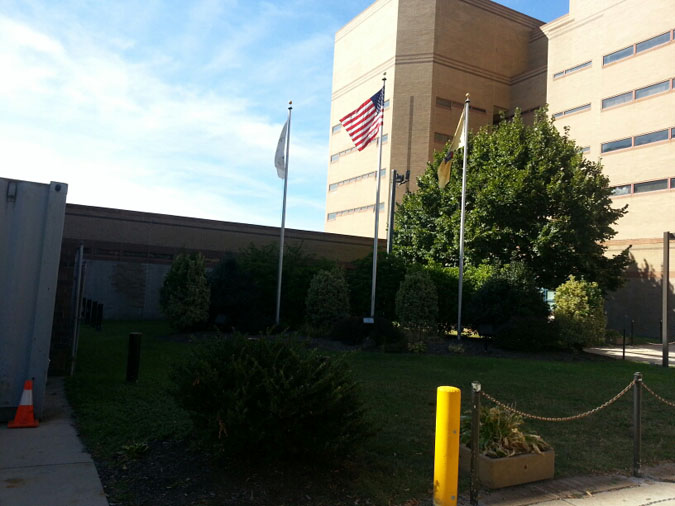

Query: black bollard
left=126, top=332, right=142, bottom=382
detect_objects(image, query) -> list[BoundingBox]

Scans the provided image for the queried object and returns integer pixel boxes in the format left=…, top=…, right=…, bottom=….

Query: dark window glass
left=566, top=61, right=591, bottom=74
left=565, top=103, right=591, bottom=115
left=329, top=183, right=338, bottom=191
left=602, top=91, right=633, bottom=109
left=634, top=129, right=668, bottom=146
left=553, top=71, right=565, bottom=79
left=332, top=124, right=341, bottom=134
left=434, top=132, right=450, bottom=143
left=381, top=134, right=389, bottom=143
left=327, top=213, right=336, bottom=221
left=604, top=46, right=634, bottom=65
left=611, top=185, right=632, bottom=196
left=383, top=99, right=390, bottom=108
left=581, top=146, right=591, bottom=153
left=671, top=178, right=675, bottom=189
left=330, top=153, right=339, bottom=162
left=601, top=137, right=632, bottom=153
left=634, top=179, right=668, bottom=193
left=635, top=81, right=670, bottom=100
left=553, top=112, right=564, bottom=119
left=436, top=97, right=452, bottom=109
left=672, top=127, right=675, bottom=138
left=636, top=32, right=670, bottom=53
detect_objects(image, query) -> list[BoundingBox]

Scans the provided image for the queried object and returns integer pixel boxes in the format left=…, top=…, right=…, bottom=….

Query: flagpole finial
left=382, top=72, right=386, bottom=81
left=288, top=100, right=293, bottom=109
left=465, top=93, right=470, bottom=101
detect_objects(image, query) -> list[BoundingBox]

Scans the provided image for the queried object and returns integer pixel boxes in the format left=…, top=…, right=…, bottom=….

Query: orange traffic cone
left=8, top=380, right=39, bottom=428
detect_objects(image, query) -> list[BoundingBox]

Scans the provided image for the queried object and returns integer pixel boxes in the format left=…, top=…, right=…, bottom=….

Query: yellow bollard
left=433, top=386, right=461, bottom=506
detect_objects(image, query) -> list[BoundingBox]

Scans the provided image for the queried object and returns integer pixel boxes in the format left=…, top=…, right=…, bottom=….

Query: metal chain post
left=633, top=372, right=643, bottom=477
left=470, top=381, right=481, bottom=506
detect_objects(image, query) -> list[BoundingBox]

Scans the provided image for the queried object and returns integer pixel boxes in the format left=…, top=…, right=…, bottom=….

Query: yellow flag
left=437, top=107, right=466, bottom=189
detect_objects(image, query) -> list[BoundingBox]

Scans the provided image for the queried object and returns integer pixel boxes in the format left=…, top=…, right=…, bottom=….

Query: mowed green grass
left=66, top=321, right=675, bottom=504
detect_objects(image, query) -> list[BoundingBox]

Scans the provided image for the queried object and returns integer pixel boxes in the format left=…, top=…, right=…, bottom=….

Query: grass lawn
left=66, top=321, right=675, bottom=505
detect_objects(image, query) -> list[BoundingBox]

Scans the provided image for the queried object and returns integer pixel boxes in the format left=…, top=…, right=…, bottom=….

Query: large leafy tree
left=394, top=109, right=631, bottom=292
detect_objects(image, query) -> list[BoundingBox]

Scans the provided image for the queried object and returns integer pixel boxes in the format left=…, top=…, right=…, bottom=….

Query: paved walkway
left=460, top=464, right=675, bottom=505
left=0, top=378, right=108, bottom=506
left=585, top=343, right=675, bottom=367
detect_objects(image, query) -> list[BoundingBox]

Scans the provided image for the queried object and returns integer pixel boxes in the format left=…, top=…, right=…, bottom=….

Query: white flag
left=274, top=120, right=288, bottom=179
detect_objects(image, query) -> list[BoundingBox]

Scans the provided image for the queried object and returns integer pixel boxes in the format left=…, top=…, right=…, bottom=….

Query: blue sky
left=0, top=0, right=568, bottom=232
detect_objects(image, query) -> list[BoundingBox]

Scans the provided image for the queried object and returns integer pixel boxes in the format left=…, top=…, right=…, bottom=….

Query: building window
left=603, top=45, right=634, bottom=65
left=328, top=168, right=388, bottom=192
left=327, top=202, right=385, bottom=221
left=634, top=129, right=668, bottom=147
left=436, top=97, right=453, bottom=109
left=601, top=137, right=632, bottom=153
left=636, top=32, right=671, bottom=54
left=671, top=177, right=675, bottom=188
left=611, top=184, right=632, bottom=196
left=383, top=99, right=390, bottom=108
left=434, top=132, right=450, bottom=144
left=554, top=60, right=591, bottom=78
left=332, top=124, right=341, bottom=134
left=566, top=103, right=591, bottom=115
left=635, top=80, right=670, bottom=100
left=634, top=179, right=668, bottom=193
left=602, top=91, right=633, bottom=109
left=330, top=153, right=339, bottom=163
left=581, top=146, right=591, bottom=153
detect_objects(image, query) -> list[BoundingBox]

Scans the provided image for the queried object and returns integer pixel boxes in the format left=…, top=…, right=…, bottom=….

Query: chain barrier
left=481, top=378, right=636, bottom=422
left=642, top=382, right=675, bottom=408
left=639, top=498, right=675, bottom=506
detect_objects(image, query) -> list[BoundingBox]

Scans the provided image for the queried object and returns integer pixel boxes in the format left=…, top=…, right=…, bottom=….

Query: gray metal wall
left=0, top=178, right=68, bottom=421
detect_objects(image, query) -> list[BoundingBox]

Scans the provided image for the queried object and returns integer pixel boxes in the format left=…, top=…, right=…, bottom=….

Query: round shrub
left=466, top=262, right=552, bottom=350
left=395, top=269, right=438, bottom=336
left=170, top=336, right=370, bottom=461
left=305, top=269, right=350, bottom=336
left=160, top=252, right=210, bottom=331
left=554, top=275, right=606, bottom=349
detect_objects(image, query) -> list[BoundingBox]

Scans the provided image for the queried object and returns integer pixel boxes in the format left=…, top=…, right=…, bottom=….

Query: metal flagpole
left=368, top=74, right=386, bottom=321
left=275, top=101, right=292, bottom=325
left=457, top=94, right=470, bottom=340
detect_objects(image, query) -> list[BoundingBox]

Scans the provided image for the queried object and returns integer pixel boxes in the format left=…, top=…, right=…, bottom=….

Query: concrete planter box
left=459, top=445, right=554, bottom=489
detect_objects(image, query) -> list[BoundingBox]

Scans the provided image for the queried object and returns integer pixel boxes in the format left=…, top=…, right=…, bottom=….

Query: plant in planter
left=459, top=406, right=554, bottom=488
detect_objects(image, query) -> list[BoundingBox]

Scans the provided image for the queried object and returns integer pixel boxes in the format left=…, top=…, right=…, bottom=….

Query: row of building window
left=552, top=103, right=591, bottom=118
left=601, top=127, right=675, bottom=154
left=603, top=78, right=674, bottom=109
left=553, top=29, right=674, bottom=79
left=326, top=202, right=384, bottom=221
left=603, top=30, right=673, bottom=66
left=330, top=134, right=388, bottom=162
left=328, top=169, right=387, bottom=192
left=553, top=78, right=674, bottom=118
left=611, top=177, right=675, bottom=196
left=435, top=97, right=487, bottom=114
left=331, top=100, right=390, bottom=134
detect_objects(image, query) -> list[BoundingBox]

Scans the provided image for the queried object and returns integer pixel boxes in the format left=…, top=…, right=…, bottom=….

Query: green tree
left=160, top=252, right=210, bottom=331
left=394, top=109, right=631, bottom=292
left=305, top=268, right=350, bottom=335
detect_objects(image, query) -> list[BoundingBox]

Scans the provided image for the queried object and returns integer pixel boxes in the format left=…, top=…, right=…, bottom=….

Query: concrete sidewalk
left=461, top=464, right=675, bottom=506
left=585, top=343, right=675, bottom=367
left=0, top=378, right=108, bottom=506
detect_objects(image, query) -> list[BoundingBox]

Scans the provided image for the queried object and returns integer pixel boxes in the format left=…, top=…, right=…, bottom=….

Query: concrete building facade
left=326, top=0, right=674, bottom=337
left=542, top=0, right=674, bottom=338
left=325, top=0, right=547, bottom=238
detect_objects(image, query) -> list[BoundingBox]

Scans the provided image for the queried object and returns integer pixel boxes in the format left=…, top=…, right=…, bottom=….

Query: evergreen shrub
left=160, top=252, right=210, bottom=331
left=395, top=269, right=439, bottom=339
left=554, top=275, right=606, bottom=349
left=170, top=336, right=370, bottom=461
left=305, top=269, right=350, bottom=336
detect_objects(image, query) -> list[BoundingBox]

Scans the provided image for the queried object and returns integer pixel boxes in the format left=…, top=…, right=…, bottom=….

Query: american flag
left=340, top=88, right=384, bottom=151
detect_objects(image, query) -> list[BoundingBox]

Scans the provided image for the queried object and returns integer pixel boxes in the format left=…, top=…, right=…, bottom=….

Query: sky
left=0, top=0, right=569, bottom=232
